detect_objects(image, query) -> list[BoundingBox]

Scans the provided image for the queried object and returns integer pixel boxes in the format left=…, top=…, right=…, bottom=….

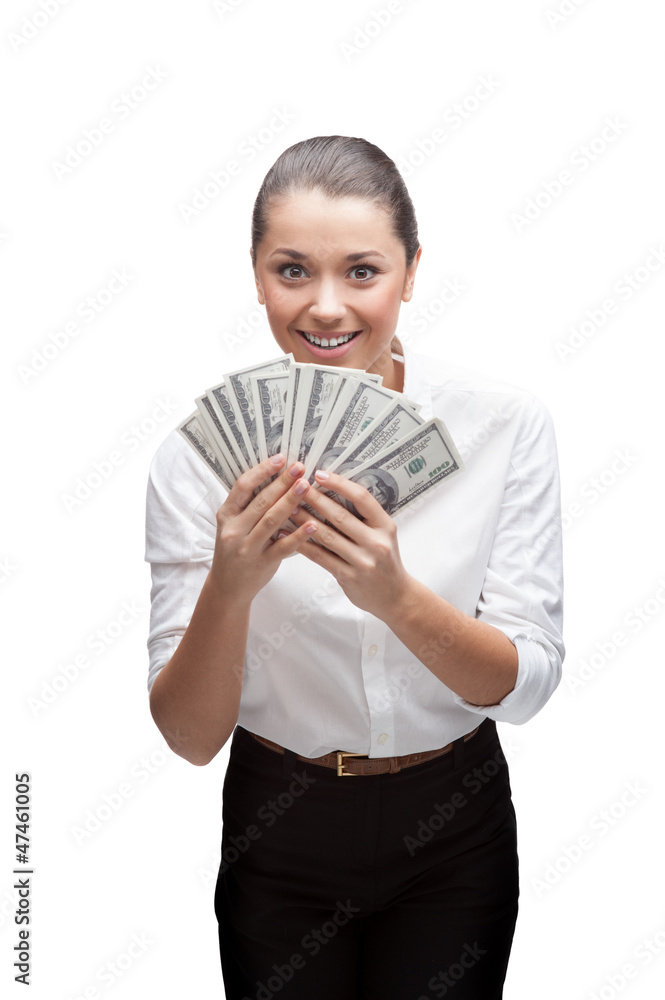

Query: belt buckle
left=336, top=751, right=369, bottom=776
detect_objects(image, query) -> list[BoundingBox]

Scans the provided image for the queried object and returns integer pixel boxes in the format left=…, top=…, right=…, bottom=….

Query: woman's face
left=253, top=189, right=421, bottom=391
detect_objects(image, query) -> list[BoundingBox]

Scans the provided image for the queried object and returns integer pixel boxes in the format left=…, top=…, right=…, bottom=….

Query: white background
left=2, top=1, right=664, bottom=997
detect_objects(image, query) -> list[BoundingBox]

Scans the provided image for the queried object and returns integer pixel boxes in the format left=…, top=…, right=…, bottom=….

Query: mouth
left=296, top=329, right=362, bottom=358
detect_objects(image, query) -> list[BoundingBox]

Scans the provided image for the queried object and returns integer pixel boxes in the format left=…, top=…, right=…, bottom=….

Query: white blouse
left=145, top=345, right=564, bottom=758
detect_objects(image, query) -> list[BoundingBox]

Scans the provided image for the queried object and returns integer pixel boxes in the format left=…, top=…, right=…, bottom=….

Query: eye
left=279, top=263, right=308, bottom=280
left=349, top=265, right=377, bottom=281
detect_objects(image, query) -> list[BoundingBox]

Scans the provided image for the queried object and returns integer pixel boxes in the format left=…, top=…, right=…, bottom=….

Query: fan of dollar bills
left=178, top=354, right=464, bottom=519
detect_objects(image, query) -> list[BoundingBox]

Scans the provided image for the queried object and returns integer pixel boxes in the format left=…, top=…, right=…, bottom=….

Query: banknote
left=195, top=392, right=242, bottom=479
left=288, top=364, right=365, bottom=467
left=224, top=355, right=292, bottom=465
left=249, top=370, right=290, bottom=462
left=325, top=398, right=425, bottom=475
left=318, top=417, right=464, bottom=519
left=177, top=412, right=235, bottom=491
left=303, top=376, right=415, bottom=479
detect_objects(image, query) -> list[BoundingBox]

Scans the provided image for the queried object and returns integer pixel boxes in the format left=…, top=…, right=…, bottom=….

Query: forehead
left=260, top=188, right=400, bottom=258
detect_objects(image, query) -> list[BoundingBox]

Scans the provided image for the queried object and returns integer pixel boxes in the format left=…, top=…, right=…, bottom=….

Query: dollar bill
left=304, top=376, right=419, bottom=479
left=177, top=412, right=235, bottom=491
left=224, top=355, right=292, bottom=465
left=195, top=392, right=242, bottom=480
left=326, top=399, right=425, bottom=475
left=249, top=370, right=290, bottom=462
left=205, top=380, right=254, bottom=472
left=319, top=417, right=464, bottom=519
left=288, top=365, right=364, bottom=468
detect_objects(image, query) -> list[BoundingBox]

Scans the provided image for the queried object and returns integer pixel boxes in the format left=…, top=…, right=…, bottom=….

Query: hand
left=288, top=468, right=414, bottom=619
left=209, top=454, right=318, bottom=605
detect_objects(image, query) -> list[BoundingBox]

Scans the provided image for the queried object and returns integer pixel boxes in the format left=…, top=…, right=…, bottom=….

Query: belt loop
left=282, top=745, right=298, bottom=779
left=452, top=734, right=465, bottom=769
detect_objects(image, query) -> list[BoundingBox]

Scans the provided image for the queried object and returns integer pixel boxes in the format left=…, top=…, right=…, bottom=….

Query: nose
left=308, top=278, right=347, bottom=323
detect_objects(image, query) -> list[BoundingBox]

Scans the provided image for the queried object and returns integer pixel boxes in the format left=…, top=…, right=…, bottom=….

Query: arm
left=148, top=454, right=318, bottom=765
left=290, top=395, right=564, bottom=720
left=290, top=477, right=517, bottom=707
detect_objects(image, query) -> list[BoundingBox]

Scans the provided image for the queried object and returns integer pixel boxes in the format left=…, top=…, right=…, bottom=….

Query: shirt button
left=367, top=644, right=379, bottom=658
left=377, top=733, right=389, bottom=745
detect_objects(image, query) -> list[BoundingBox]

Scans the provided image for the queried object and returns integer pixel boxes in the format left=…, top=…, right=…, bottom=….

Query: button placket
left=360, top=615, right=395, bottom=757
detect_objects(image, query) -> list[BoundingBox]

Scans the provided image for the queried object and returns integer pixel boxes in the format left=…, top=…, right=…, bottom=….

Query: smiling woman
left=144, top=135, right=564, bottom=999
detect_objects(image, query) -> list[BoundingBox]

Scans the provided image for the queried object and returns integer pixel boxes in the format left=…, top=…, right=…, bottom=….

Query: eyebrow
left=269, top=247, right=387, bottom=261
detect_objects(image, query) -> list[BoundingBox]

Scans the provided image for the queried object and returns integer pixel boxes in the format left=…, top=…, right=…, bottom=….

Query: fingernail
left=288, top=462, right=304, bottom=478
left=314, top=469, right=330, bottom=481
left=270, top=452, right=285, bottom=466
left=291, top=506, right=300, bottom=516
left=305, top=523, right=317, bottom=535
left=294, top=479, right=309, bottom=496
left=277, top=531, right=289, bottom=539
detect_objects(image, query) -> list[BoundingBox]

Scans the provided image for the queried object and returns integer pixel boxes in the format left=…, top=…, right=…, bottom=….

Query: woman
left=145, top=135, right=564, bottom=999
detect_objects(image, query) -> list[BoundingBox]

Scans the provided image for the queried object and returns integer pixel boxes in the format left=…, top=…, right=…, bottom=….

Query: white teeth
left=302, top=331, right=359, bottom=347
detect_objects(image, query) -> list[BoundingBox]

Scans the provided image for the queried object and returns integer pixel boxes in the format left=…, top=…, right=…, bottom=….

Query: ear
left=401, top=245, right=422, bottom=303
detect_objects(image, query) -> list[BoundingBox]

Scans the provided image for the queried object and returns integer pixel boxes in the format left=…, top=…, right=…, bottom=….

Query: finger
left=311, top=468, right=391, bottom=527
left=222, top=455, right=302, bottom=520
left=271, top=519, right=320, bottom=558
left=247, top=470, right=315, bottom=549
left=289, top=503, right=361, bottom=563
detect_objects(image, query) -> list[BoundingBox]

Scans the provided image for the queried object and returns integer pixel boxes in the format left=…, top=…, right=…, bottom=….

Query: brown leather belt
left=249, top=726, right=481, bottom=776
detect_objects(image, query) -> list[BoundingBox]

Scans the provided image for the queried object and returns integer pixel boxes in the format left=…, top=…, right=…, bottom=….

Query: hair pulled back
left=250, top=135, right=420, bottom=269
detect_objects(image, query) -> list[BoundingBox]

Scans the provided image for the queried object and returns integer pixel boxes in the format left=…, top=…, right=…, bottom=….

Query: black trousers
left=214, top=717, right=519, bottom=999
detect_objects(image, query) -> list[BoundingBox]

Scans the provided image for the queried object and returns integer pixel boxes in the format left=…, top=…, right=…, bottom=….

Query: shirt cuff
left=451, top=633, right=561, bottom=725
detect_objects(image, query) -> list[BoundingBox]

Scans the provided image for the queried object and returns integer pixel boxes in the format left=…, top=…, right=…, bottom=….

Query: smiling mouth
left=298, top=330, right=361, bottom=348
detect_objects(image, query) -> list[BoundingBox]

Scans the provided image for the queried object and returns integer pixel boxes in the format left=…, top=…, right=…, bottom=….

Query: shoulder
left=404, top=345, right=535, bottom=402
left=403, top=346, right=557, bottom=466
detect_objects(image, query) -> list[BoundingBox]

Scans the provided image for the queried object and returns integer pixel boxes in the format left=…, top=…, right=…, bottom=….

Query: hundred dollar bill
left=281, top=362, right=374, bottom=463
left=195, top=392, right=242, bottom=480
left=319, top=417, right=464, bottom=519
left=326, top=399, right=425, bottom=475
left=224, top=354, right=292, bottom=465
left=206, top=380, right=254, bottom=472
left=304, top=376, right=420, bottom=479
left=177, top=412, right=235, bottom=491
left=249, top=370, right=290, bottom=462
left=288, top=364, right=366, bottom=468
